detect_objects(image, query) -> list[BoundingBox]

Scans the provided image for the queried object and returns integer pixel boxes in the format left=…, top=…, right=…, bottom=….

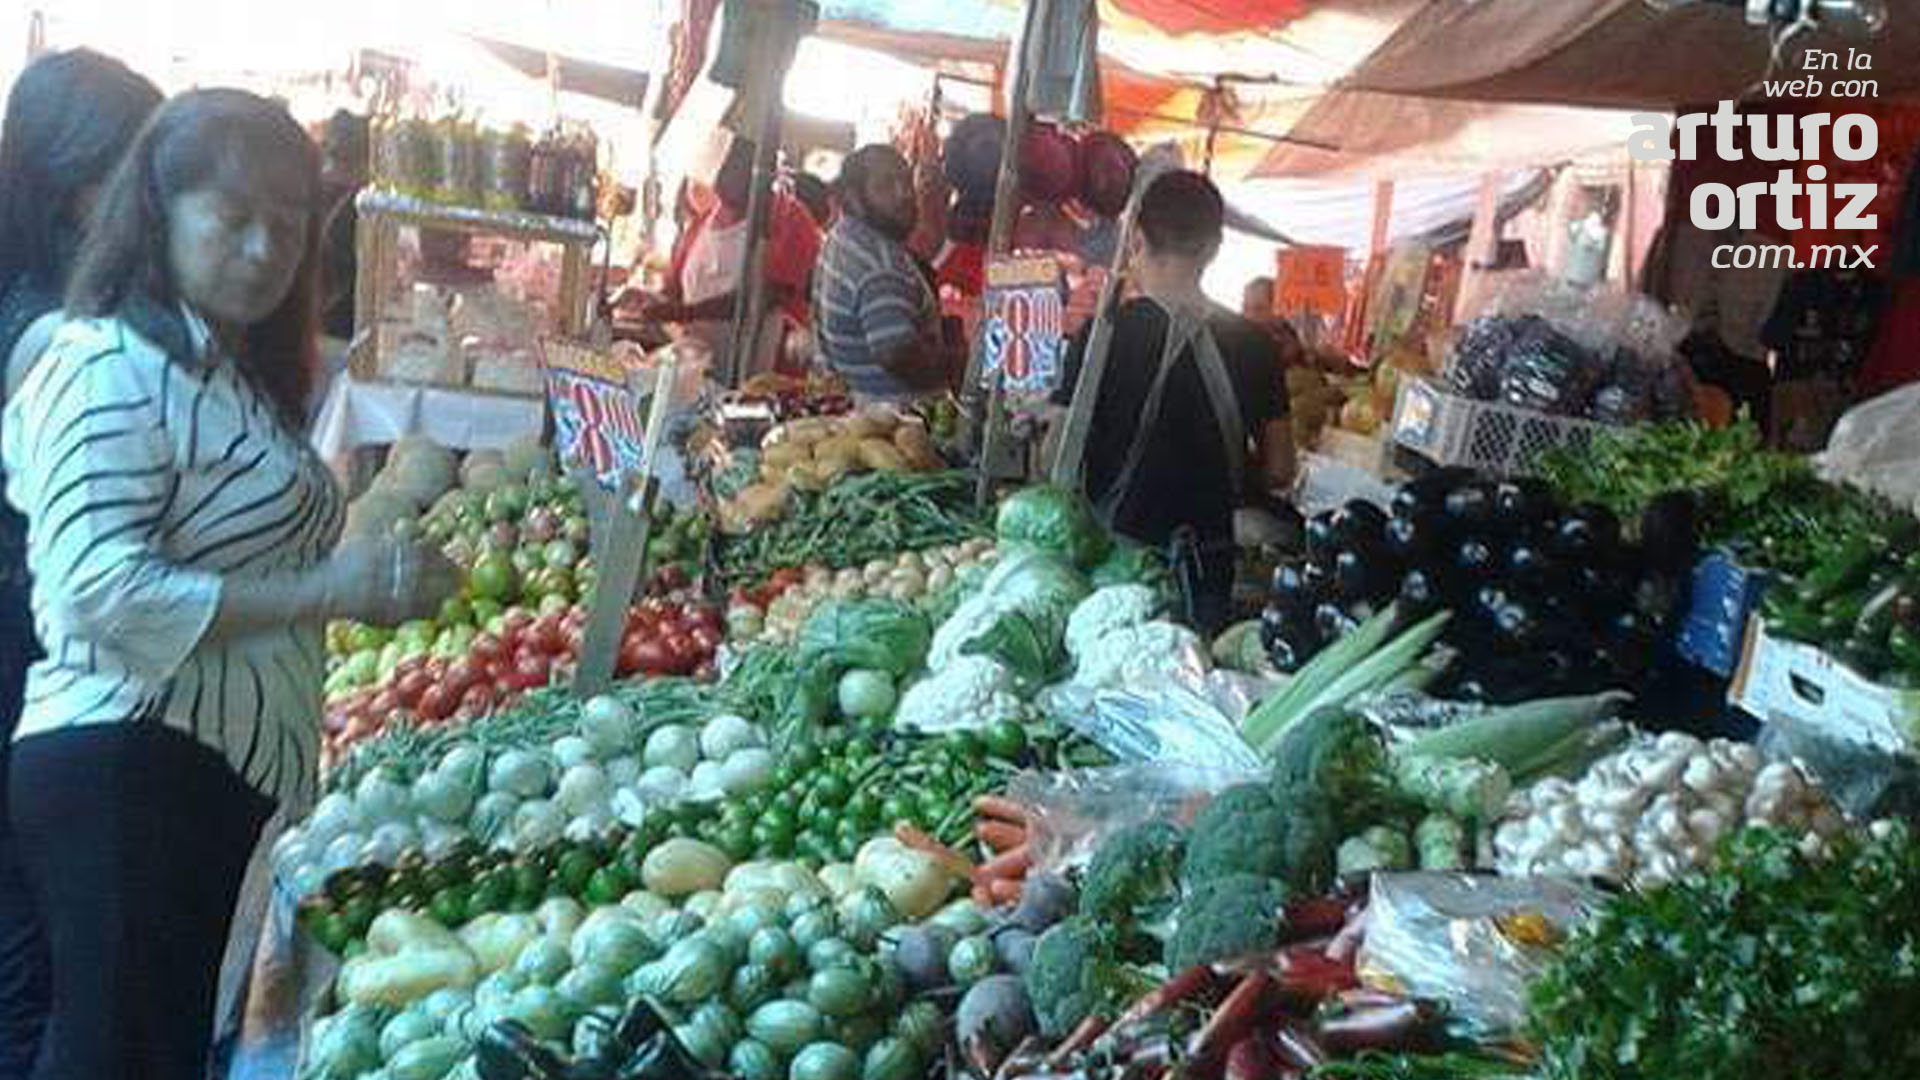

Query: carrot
left=975, top=844, right=1033, bottom=880
left=894, top=823, right=976, bottom=880
left=975, top=819, right=1028, bottom=851
left=971, top=883, right=992, bottom=906
left=1113, top=966, right=1213, bottom=1030
left=974, top=794, right=1030, bottom=824
left=1044, top=1014, right=1110, bottom=1066
left=1188, top=972, right=1272, bottom=1061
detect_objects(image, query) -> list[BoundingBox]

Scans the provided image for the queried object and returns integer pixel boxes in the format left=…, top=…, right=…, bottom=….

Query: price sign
left=981, top=255, right=1065, bottom=395
left=1275, top=245, right=1348, bottom=318
left=539, top=339, right=646, bottom=489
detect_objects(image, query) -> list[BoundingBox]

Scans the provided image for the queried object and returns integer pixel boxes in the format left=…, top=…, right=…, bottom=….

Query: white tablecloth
left=311, top=376, right=544, bottom=460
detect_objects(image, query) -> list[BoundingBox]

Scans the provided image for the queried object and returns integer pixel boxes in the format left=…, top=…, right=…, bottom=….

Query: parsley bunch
left=1527, top=824, right=1920, bottom=1080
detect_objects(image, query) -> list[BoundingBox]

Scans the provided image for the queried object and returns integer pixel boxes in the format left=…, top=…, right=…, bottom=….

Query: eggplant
left=1332, top=547, right=1390, bottom=603
left=1493, top=601, right=1544, bottom=648
left=1443, top=483, right=1498, bottom=531
left=1455, top=538, right=1499, bottom=579
left=1313, top=601, right=1361, bottom=642
left=1392, top=467, right=1476, bottom=519
left=1304, top=513, right=1340, bottom=558
left=1475, top=585, right=1513, bottom=618
left=1329, top=502, right=1389, bottom=549
left=1639, top=491, right=1698, bottom=575
left=1503, top=544, right=1560, bottom=592
left=1270, top=561, right=1321, bottom=612
left=1552, top=505, right=1623, bottom=561
left=1300, top=557, right=1335, bottom=598
left=1493, top=478, right=1558, bottom=530
left=1385, top=512, right=1440, bottom=564
left=1397, top=569, right=1444, bottom=614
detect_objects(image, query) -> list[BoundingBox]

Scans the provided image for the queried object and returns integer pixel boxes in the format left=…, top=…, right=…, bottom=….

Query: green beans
left=716, top=471, right=990, bottom=583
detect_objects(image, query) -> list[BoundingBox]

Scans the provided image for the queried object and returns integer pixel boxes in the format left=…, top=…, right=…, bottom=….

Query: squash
left=892, top=424, right=942, bottom=471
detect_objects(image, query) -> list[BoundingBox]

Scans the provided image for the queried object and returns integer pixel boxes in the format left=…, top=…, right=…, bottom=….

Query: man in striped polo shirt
left=813, top=145, right=952, bottom=400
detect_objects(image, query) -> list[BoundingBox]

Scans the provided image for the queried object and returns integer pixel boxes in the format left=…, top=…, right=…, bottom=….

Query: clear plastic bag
left=1814, top=382, right=1920, bottom=516
left=1006, top=763, right=1255, bottom=876
left=1356, top=872, right=1605, bottom=1042
left=1758, top=714, right=1920, bottom=823
left=1040, top=679, right=1265, bottom=773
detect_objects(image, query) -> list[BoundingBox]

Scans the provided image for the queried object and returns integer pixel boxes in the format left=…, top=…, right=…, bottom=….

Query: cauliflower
left=895, top=655, right=1028, bottom=733
left=1064, top=585, right=1161, bottom=663
left=1071, top=621, right=1207, bottom=691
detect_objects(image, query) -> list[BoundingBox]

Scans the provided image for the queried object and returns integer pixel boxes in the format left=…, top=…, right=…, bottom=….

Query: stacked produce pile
left=1544, top=419, right=1920, bottom=685
left=1258, top=470, right=1688, bottom=702
left=282, top=422, right=1918, bottom=1080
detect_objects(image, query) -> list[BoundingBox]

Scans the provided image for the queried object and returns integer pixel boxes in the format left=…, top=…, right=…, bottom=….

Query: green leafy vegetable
left=996, top=485, right=1110, bottom=569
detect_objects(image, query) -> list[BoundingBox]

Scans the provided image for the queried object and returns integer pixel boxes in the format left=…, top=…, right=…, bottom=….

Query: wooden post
left=968, top=0, right=1056, bottom=508
left=1455, top=171, right=1503, bottom=323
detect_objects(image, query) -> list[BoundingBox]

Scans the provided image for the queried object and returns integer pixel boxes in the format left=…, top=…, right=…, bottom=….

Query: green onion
left=1243, top=607, right=1452, bottom=753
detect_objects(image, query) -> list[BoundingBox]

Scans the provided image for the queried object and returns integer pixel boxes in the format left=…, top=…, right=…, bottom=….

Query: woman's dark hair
left=791, top=172, right=832, bottom=228
left=67, top=88, right=323, bottom=426
left=1138, top=170, right=1224, bottom=259
left=0, top=48, right=162, bottom=295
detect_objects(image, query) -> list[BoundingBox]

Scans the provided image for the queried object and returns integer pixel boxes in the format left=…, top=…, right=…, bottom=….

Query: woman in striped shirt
left=1, top=89, right=457, bottom=1080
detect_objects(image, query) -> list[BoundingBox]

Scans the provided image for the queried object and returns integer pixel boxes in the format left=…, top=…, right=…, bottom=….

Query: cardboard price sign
left=1275, top=245, right=1348, bottom=318
left=539, top=339, right=646, bottom=489
left=980, top=255, right=1066, bottom=395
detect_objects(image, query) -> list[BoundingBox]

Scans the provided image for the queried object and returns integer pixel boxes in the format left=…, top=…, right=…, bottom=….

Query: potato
left=732, top=482, right=791, bottom=523
left=892, top=423, right=943, bottom=471
left=843, top=412, right=893, bottom=440
left=762, top=441, right=812, bottom=470
left=770, top=418, right=831, bottom=447
left=857, top=439, right=909, bottom=472
left=785, top=462, right=831, bottom=493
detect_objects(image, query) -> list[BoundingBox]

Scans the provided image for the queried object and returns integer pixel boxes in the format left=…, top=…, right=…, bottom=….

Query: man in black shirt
left=1051, top=170, right=1294, bottom=630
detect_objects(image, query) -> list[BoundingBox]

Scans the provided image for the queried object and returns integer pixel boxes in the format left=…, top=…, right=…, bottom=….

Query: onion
left=553, top=736, right=595, bottom=771
left=556, top=763, right=612, bottom=816
left=580, top=696, right=637, bottom=757
left=355, top=769, right=412, bottom=827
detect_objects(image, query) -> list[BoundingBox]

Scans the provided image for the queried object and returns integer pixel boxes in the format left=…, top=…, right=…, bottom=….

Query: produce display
left=275, top=420, right=1916, bottom=1080
left=715, top=471, right=992, bottom=584
left=715, top=409, right=948, bottom=535
left=1260, top=472, right=1689, bottom=702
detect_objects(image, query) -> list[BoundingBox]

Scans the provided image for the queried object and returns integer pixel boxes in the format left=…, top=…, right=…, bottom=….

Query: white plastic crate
left=1390, top=377, right=1609, bottom=475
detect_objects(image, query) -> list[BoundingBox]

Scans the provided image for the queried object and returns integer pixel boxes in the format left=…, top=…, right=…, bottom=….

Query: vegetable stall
left=256, top=372, right=1920, bottom=1080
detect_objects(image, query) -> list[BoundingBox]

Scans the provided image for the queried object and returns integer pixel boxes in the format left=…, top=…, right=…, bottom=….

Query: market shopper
left=814, top=144, right=952, bottom=400
left=625, top=133, right=821, bottom=377
left=0, top=47, right=162, bottom=1080
left=1052, top=170, right=1294, bottom=633
left=1, top=88, right=458, bottom=1080
left=1240, top=275, right=1307, bottom=371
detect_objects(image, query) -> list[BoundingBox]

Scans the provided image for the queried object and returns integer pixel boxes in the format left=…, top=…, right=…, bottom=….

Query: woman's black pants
left=8, top=723, right=272, bottom=1080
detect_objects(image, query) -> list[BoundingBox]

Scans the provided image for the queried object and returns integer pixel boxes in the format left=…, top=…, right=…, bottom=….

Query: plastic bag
left=995, top=484, right=1110, bottom=569
left=1814, top=382, right=1920, bottom=516
left=1356, top=872, right=1605, bottom=1041
left=1758, top=713, right=1920, bottom=823
left=1006, top=763, right=1255, bottom=877
left=1041, top=680, right=1265, bottom=773
left=1356, top=690, right=1489, bottom=741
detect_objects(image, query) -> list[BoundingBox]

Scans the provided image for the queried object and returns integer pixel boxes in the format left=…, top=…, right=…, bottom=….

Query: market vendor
left=1240, top=276, right=1308, bottom=371
left=813, top=144, right=953, bottom=400
left=1051, top=170, right=1294, bottom=633
left=1, top=89, right=457, bottom=1080
left=622, top=133, right=821, bottom=378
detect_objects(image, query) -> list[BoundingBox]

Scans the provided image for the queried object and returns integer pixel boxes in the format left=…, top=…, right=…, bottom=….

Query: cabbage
left=995, top=485, right=1109, bottom=569
left=307, top=1005, right=384, bottom=1079
left=795, top=599, right=932, bottom=677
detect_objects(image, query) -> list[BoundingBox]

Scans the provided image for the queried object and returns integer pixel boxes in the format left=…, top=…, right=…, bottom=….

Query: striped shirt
left=813, top=214, right=940, bottom=400
left=1, top=309, right=344, bottom=810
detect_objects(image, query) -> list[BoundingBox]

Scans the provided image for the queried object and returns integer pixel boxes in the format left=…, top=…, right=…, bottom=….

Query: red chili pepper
left=1044, top=1015, right=1111, bottom=1067
left=1112, top=966, right=1214, bottom=1030
left=1280, top=896, right=1352, bottom=942
left=1312, top=999, right=1445, bottom=1055
left=1189, top=972, right=1274, bottom=1061
left=1223, top=1036, right=1283, bottom=1080
left=1272, top=945, right=1359, bottom=1004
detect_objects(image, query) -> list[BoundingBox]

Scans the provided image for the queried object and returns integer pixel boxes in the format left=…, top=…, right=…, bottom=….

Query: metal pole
left=968, top=0, right=1057, bottom=508
left=725, top=6, right=799, bottom=388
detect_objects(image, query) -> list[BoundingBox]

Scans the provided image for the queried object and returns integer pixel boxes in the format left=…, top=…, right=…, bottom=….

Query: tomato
left=461, top=683, right=497, bottom=715
left=394, top=670, right=433, bottom=710
left=444, top=658, right=484, bottom=697
left=617, top=634, right=647, bottom=677
left=501, top=608, right=536, bottom=637
left=563, top=608, right=587, bottom=632
left=470, top=632, right=507, bottom=666
left=528, top=614, right=568, bottom=657
left=629, top=637, right=675, bottom=676
left=563, top=625, right=586, bottom=655
left=688, top=626, right=723, bottom=656
left=393, top=655, right=428, bottom=681
left=367, top=690, right=399, bottom=719
left=639, top=597, right=671, bottom=619
left=417, top=685, right=457, bottom=723
left=683, top=606, right=724, bottom=635
left=661, top=632, right=698, bottom=673
left=511, top=652, right=552, bottom=691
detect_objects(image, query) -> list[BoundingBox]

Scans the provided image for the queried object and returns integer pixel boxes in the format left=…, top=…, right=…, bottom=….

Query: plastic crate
left=1675, top=551, right=1772, bottom=677
left=1390, top=377, right=1609, bottom=475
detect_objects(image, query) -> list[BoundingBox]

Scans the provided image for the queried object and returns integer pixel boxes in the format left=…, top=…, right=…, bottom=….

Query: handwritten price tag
left=981, top=255, right=1065, bottom=395
left=538, top=339, right=645, bottom=489
left=1276, top=245, right=1348, bottom=318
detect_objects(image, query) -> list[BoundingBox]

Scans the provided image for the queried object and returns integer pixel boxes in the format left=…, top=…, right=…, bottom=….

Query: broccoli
left=1163, top=873, right=1291, bottom=972
left=1080, top=821, right=1187, bottom=922
left=1023, top=917, right=1152, bottom=1037
left=1181, top=783, right=1338, bottom=895
left=1268, top=708, right=1394, bottom=827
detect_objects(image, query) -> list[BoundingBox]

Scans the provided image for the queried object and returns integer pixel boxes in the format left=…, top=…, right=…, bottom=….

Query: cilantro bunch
left=1527, top=824, right=1920, bottom=1080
